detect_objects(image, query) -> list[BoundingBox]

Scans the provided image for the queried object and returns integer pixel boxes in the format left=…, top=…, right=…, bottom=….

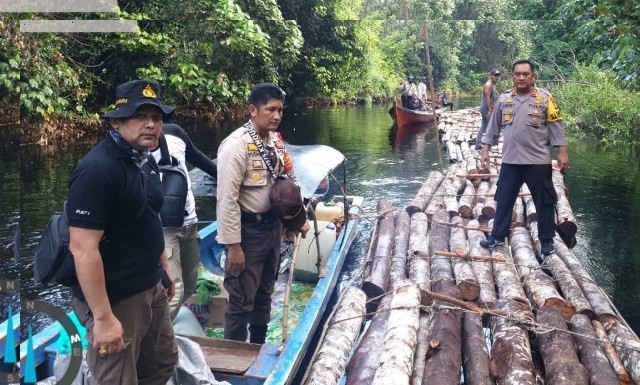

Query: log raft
left=313, top=108, right=639, bottom=385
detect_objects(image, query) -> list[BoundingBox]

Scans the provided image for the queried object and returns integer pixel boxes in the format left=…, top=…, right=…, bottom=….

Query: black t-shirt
left=66, top=138, right=165, bottom=301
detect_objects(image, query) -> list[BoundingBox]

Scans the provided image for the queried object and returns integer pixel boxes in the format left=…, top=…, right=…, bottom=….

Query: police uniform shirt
left=216, top=121, right=292, bottom=245
left=481, top=87, right=567, bottom=164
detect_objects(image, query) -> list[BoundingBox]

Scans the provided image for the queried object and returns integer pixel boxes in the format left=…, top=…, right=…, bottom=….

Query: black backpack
left=157, top=134, right=189, bottom=227
left=33, top=202, right=77, bottom=286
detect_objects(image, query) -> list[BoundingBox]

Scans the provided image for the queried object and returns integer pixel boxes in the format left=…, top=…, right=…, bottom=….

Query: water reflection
left=8, top=101, right=640, bottom=336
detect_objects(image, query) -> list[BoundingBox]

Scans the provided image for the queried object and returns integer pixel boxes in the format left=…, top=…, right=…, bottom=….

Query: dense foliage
left=0, top=0, right=638, bottom=145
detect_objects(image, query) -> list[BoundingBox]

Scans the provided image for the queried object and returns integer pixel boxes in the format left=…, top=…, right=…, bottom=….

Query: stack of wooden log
left=301, top=108, right=640, bottom=385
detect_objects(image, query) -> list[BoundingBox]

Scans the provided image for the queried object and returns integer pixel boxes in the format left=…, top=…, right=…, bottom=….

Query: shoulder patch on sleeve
left=546, top=94, right=562, bottom=122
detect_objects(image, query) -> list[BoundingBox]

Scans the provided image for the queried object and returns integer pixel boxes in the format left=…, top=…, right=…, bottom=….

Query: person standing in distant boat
left=417, top=76, right=428, bottom=104
left=475, top=69, right=501, bottom=150
left=479, top=60, right=569, bottom=257
left=400, top=75, right=419, bottom=110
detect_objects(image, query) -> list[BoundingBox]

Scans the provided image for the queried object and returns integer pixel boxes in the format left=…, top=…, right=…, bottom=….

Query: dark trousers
left=476, top=111, right=490, bottom=149
left=224, top=221, right=282, bottom=343
left=491, top=164, right=558, bottom=242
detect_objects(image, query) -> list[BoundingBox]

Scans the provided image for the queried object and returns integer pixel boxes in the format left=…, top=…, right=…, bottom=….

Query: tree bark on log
left=422, top=279, right=463, bottom=385
left=411, top=313, right=433, bottom=385
left=363, top=199, right=395, bottom=313
left=554, top=240, right=617, bottom=319
left=449, top=216, right=480, bottom=301
left=446, top=140, right=460, bottom=163
left=482, top=183, right=498, bottom=219
left=425, top=178, right=447, bottom=220
left=462, top=311, right=493, bottom=385
left=492, top=248, right=529, bottom=306
left=372, top=280, right=422, bottom=385
left=542, top=254, right=595, bottom=319
left=458, top=179, right=476, bottom=218
left=345, top=293, right=393, bottom=385
left=408, top=212, right=431, bottom=305
left=490, top=298, right=536, bottom=385
left=304, top=286, right=367, bottom=385
left=407, top=171, right=444, bottom=217
left=513, top=197, right=526, bottom=227
left=510, top=228, right=575, bottom=320
left=429, top=208, right=454, bottom=283
left=391, top=210, right=411, bottom=284
left=443, top=177, right=461, bottom=217
left=569, top=314, right=619, bottom=385
left=466, top=219, right=497, bottom=309
left=592, top=320, right=635, bottom=385
left=600, top=317, right=640, bottom=384
left=535, top=305, right=589, bottom=385
left=555, top=194, right=578, bottom=247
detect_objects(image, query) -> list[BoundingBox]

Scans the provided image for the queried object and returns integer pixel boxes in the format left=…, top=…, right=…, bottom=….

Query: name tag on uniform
left=252, top=160, right=264, bottom=169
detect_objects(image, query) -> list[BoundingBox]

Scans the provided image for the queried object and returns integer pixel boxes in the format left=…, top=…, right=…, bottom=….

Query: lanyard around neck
left=244, top=122, right=278, bottom=180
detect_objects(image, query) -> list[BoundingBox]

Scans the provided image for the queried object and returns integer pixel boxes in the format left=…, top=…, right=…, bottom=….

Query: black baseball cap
left=491, top=69, right=501, bottom=76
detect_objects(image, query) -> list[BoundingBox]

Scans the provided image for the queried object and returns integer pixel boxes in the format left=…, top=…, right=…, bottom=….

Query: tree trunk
left=513, top=197, right=526, bottom=227
left=363, top=199, right=395, bottom=313
left=406, top=171, right=444, bottom=216
left=492, top=248, right=529, bottom=306
left=411, top=313, right=433, bottom=385
left=490, top=298, right=536, bottom=385
left=569, top=314, right=619, bottom=385
left=409, top=212, right=431, bottom=305
left=425, top=180, right=446, bottom=220
left=458, top=179, right=476, bottom=218
left=429, top=208, right=454, bottom=283
left=556, top=194, right=578, bottom=247
left=462, top=311, right=493, bottom=385
left=592, top=320, right=634, bottom=385
left=422, top=279, right=463, bottom=385
left=372, top=280, right=422, bottom=385
left=535, top=305, right=588, bottom=385
left=304, top=286, right=367, bottom=385
left=449, top=216, right=480, bottom=301
left=443, top=177, right=461, bottom=217
left=391, top=209, right=411, bottom=284
left=345, top=293, right=393, bottom=385
left=510, top=228, right=575, bottom=320
left=600, top=317, right=640, bottom=384
left=466, top=219, right=497, bottom=309
left=543, top=254, right=595, bottom=319
left=482, top=182, right=498, bottom=219
left=554, top=241, right=617, bottom=319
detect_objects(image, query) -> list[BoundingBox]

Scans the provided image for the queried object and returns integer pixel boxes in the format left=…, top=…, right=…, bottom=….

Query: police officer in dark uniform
left=479, top=60, right=569, bottom=256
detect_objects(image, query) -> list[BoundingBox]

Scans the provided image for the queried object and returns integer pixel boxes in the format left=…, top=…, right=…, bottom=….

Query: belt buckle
left=255, top=213, right=263, bottom=223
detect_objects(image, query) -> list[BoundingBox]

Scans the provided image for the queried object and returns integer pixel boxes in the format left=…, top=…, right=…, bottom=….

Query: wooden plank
left=181, top=335, right=261, bottom=374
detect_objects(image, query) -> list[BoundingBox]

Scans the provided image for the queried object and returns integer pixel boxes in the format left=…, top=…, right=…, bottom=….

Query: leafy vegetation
left=552, top=65, right=640, bottom=146
left=0, top=0, right=638, bottom=146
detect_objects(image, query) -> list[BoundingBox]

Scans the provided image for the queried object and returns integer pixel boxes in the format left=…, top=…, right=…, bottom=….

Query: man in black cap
left=476, top=69, right=501, bottom=150
left=216, top=83, right=310, bottom=344
left=67, top=79, right=178, bottom=384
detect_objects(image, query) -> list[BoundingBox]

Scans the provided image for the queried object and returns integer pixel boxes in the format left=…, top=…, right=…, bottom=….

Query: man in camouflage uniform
left=479, top=60, right=570, bottom=256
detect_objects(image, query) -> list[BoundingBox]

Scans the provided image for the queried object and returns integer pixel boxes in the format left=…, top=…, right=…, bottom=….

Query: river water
left=3, top=98, right=639, bottom=337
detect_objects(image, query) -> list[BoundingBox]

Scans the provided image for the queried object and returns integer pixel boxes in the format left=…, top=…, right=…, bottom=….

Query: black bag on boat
left=33, top=202, right=78, bottom=286
left=158, top=135, right=189, bottom=228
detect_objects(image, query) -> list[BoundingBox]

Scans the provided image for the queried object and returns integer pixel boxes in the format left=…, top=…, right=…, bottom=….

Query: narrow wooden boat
left=389, top=99, right=439, bottom=128
left=17, top=144, right=364, bottom=385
